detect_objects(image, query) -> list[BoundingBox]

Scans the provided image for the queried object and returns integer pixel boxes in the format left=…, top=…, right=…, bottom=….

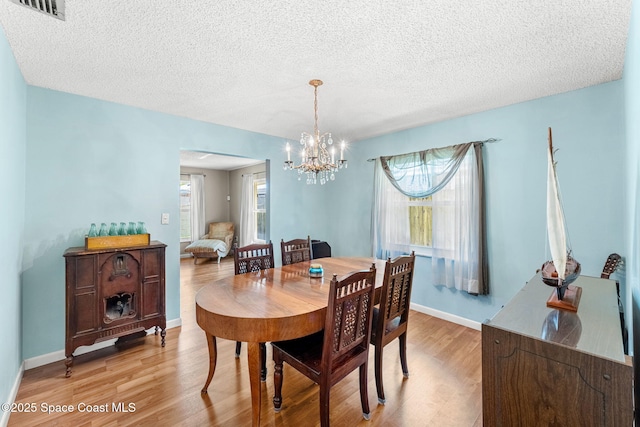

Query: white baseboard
left=1, top=361, right=24, bottom=427
left=23, top=318, right=182, bottom=371
left=410, top=302, right=482, bottom=331
left=166, top=317, right=182, bottom=329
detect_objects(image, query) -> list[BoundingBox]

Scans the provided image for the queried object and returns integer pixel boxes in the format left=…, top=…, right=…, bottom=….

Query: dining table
left=195, top=256, right=386, bottom=426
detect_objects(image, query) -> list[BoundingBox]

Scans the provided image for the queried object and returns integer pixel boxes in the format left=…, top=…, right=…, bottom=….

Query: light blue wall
left=21, top=87, right=323, bottom=359
left=0, top=27, right=26, bottom=408
left=623, top=0, right=640, bottom=416
left=328, top=81, right=626, bottom=323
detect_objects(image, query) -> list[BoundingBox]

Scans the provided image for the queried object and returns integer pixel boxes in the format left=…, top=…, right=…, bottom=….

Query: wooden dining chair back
left=233, top=241, right=275, bottom=379
left=234, top=241, right=275, bottom=275
left=280, top=236, right=312, bottom=265
left=272, top=264, right=377, bottom=426
left=370, top=251, right=416, bottom=404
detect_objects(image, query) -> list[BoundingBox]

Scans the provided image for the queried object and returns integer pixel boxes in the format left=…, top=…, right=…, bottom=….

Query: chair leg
left=359, top=363, right=371, bottom=420
left=374, top=344, right=385, bottom=404
left=260, top=342, right=267, bottom=382
left=235, top=341, right=242, bottom=358
left=273, top=350, right=283, bottom=412
left=399, top=333, right=409, bottom=377
left=319, top=380, right=331, bottom=427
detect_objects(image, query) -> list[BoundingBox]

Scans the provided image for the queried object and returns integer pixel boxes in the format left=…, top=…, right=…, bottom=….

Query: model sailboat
left=540, top=127, right=582, bottom=312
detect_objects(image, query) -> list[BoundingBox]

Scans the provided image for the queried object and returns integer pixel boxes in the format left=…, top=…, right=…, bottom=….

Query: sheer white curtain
left=190, top=174, right=206, bottom=240
left=372, top=159, right=411, bottom=259
left=239, top=174, right=255, bottom=247
left=431, top=148, right=482, bottom=293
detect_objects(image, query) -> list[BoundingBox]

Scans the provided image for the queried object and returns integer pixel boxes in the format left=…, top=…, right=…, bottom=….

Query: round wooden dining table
left=195, top=256, right=385, bottom=426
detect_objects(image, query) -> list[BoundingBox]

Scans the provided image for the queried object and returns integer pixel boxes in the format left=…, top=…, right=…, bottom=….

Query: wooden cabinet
left=482, top=274, right=633, bottom=426
left=63, top=242, right=166, bottom=377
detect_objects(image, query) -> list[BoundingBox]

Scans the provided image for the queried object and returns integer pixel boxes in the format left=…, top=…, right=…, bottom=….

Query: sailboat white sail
left=546, top=127, right=567, bottom=281
left=541, top=128, right=581, bottom=310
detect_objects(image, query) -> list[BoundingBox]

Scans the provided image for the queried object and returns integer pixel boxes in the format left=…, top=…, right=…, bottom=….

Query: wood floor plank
left=8, top=256, right=482, bottom=426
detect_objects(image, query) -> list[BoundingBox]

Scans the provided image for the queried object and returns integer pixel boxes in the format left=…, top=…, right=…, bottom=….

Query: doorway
left=178, top=150, right=270, bottom=328
left=179, top=150, right=270, bottom=258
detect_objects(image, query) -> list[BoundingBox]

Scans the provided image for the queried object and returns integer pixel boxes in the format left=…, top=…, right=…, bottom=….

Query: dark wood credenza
left=63, top=241, right=167, bottom=377
left=482, top=274, right=633, bottom=426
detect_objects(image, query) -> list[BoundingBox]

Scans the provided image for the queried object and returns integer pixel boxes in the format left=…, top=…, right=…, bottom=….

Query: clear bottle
left=88, top=223, right=98, bottom=237
left=108, top=222, right=118, bottom=236
left=128, top=222, right=137, bottom=235
left=118, top=222, right=127, bottom=235
left=137, top=221, right=147, bottom=234
left=98, top=223, right=109, bottom=236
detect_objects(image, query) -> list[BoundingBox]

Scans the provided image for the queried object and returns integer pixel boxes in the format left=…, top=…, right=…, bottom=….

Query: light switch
left=161, top=213, right=169, bottom=225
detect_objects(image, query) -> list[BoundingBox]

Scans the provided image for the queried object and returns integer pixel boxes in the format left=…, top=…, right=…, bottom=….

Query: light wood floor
left=8, top=257, right=482, bottom=426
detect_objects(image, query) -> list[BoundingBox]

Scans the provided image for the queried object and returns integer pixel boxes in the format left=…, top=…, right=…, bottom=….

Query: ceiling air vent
left=9, top=0, right=65, bottom=21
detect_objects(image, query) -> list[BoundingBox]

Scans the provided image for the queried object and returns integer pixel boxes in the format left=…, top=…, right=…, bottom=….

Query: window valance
left=380, top=142, right=474, bottom=198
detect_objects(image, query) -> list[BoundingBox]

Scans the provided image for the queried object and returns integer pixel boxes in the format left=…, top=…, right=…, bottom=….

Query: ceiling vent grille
left=9, top=0, right=65, bottom=21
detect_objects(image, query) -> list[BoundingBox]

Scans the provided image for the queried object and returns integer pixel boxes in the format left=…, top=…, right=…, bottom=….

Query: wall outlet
left=161, top=213, right=169, bottom=225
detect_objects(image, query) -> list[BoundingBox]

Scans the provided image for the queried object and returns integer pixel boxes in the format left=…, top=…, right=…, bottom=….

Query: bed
left=184, top=222, right=234, bottom=264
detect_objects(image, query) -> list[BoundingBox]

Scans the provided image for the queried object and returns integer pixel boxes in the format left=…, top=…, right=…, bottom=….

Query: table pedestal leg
left=201, top=333, right=217, bottom=393
left=248, top=341, right=262, bottom=427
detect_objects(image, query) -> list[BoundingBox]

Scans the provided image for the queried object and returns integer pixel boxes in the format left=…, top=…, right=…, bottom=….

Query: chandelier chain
left=314, top=84, right=319, bottom=141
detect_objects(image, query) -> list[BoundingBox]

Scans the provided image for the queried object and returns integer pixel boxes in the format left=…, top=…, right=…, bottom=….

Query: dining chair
left=233, top=241, right=275, bottom=380
left=370, top=251, right=416, bottom=404
left=280, top=236, right=312, bottom=265
left=271, top=264, right=377, bottom=426
left=234, top=241, right=275, bottom=274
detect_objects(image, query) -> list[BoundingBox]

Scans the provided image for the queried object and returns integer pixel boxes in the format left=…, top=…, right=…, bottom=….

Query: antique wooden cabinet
left=63, top=241, right=166, bottom=377
left=482, top=274, right=633, bottom=426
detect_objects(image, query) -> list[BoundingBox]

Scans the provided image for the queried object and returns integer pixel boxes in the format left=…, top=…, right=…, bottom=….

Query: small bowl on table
left=309, top=263, right=324, bottom=278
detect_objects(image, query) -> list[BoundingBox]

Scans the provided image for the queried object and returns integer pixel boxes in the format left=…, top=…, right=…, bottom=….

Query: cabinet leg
left=65, top=355, right=73, bottom=378
left=161, top=328, right=166, bottom=347
left=154, top=326, right=159, bottom=335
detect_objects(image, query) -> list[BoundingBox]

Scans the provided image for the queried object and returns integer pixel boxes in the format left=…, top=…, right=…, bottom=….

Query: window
left=179, top=176, right=191, bottom=242
left=240, top=173, right=267, bottom=246
left=404, top=154, right=458, bottom=254
left=409, top=196, right=432, bottom=247
left=408, top=174, right=456, bottom=256
left=254, top=177, right=267, bottom=242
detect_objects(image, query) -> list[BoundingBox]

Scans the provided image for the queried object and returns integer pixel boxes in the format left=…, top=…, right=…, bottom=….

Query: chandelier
left=283, top=79, right=347, bottom=185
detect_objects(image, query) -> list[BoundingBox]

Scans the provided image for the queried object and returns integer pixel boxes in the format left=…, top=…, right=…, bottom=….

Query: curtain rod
left=180, top=173, right=207, bottom=178
left=366, top=138, right=501, bottom=162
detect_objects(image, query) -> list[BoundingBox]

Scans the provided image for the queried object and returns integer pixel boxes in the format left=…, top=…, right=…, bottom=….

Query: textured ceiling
left=0, top=1, right=632, bottom=143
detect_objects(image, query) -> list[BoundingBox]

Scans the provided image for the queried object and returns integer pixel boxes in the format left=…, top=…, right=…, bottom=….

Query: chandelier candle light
left=283, top=79, right=347, bottom=185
